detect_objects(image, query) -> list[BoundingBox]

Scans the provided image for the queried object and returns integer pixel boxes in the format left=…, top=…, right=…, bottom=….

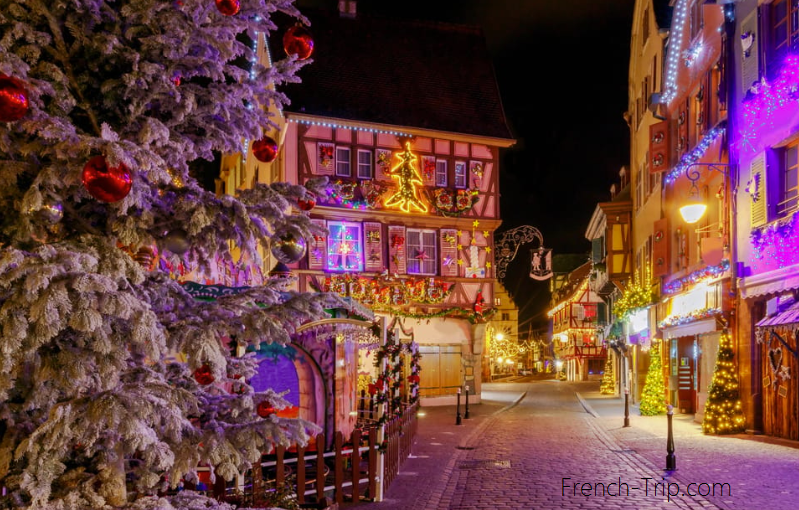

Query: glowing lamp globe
left=679, top=202, right=707, bottom=224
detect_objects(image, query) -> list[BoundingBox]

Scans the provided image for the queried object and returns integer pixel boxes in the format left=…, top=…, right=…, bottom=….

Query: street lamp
left=678, top=163, right=732, bottom=224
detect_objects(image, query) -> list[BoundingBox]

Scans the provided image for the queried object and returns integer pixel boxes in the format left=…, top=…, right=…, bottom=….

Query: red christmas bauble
left=257, top=401, right=276, bottom=418
left=194, top=364, right=215, bottom=385
left=215, top=0, right=240, bottom=16
left=0, top=74, right=29, bottom=122
left=297, top=194, right=316, bottom=211
left=252, top=136, right=279, bottom=163
left=367, top=383, right=377, bottom=396
left=82, top=155, right=132, bottom=203
left=283, top=25, right=314, bottom=60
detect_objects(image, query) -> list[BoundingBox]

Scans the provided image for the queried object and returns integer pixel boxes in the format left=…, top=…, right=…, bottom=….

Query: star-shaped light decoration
left=486, top=261, right=492, bottom=268
left=415, top=249, right=429, bottom=261
left=456, top=230, right=462, bottom=236
left=485, top=247, right=491, bottom=253
left=443, top=256, right=454, bottom=266
left=457, top=244, right=463, bottom=250
left=472, top=220, right=480, bottom=228
left=483, top=230, right=489, bottom=237
left=457, top=258, right=464, bottom=266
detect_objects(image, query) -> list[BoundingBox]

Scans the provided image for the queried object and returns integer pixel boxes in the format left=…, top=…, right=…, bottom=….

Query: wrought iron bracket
left=494, top=225, right=545, bottom=280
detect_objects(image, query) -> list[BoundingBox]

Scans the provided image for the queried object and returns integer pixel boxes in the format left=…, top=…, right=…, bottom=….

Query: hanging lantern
left=270, top=230, right=307, bottom=264
left=251, top=136, right=279, bottom=163
left=193, top=364, right=215, bottom=385
left=82, top=155, right=132, bottom=203
left=283, top=25, right=314, bottom=60
left=0, top=74, right=29, bottom=122
left=215, top=0, right=240, bottom=16
left=256, top=401, right=276, bottom=418
left=297, top=193, right=316, bottom=211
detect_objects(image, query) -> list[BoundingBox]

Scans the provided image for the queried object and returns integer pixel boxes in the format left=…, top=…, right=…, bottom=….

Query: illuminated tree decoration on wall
left=384, top=142, right=429, bottom=213
left=600, top=357, right=615, bottom=395
left=702, top=330, right=746, bottom=435
left=612, top=277, right=656, bottom=321
left=639, top=341, right=667, bottom=415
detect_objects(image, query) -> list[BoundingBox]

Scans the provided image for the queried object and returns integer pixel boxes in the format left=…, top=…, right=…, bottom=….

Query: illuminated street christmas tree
left=0, top=1, right=339, bottom=508
left=639, top=341, right=667, bottom=415
left=600, top=357, right=615, bottom=394
left=702, top=331, right=746, bottom=434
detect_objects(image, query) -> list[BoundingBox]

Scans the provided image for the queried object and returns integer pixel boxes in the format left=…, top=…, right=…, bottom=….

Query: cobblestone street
left=353, top=379, right=799, bottom=510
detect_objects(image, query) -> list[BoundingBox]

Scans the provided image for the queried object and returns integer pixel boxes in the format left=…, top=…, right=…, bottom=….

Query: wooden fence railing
left=195, top=402, right=419, bottom=508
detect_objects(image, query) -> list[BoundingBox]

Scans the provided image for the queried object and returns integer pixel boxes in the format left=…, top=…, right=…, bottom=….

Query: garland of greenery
left=371, top=319, right=421, bottom=427
left=372, top=305, right=496, bottom=324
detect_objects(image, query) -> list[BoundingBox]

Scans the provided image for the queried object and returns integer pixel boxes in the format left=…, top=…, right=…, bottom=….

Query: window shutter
left=596, top=302, right=607, bottom=324
left=740, top=11, right=759, bottom=96
left=308, top=219, right=327, bottom=270
left=440, top=229, right=458, bottom=277
left=649, top=120, right=670, bottom=172
left=574, top=304, right=585, bottom=320
left=388, top=225, right=407, bottom=275
left=750, top=154, right=767, bottom=227
left=652, top=218, right=669, bottom=278
left=422, top=230, right=437, bottom=274
left=591, top=237, right=603, bottom=263
left=364, top=222, right=383, bottom=271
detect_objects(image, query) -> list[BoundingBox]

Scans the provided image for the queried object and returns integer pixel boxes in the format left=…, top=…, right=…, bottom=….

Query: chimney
left=339, top=0, right=357, bottom=18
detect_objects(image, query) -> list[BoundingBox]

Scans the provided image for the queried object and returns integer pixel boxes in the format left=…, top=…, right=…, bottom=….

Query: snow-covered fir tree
left=0, top=1, right=340, bottom=508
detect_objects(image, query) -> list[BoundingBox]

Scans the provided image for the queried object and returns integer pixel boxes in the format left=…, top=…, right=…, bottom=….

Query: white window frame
left=406, top=228, right=438, bottom=275
left=435, top=159, right=448, bottom=187
left=357, top=149, right=372, bottom=179
left=326, top=221, right=363, bottom=272
left=454, top=161, right=467, bottom=189
left=335, top=147, right=351, bottom=177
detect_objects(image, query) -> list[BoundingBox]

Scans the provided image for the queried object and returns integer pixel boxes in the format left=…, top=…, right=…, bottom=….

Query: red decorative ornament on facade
left=252, top=136, right=279, bottom=163
left=193, top=364, right=215, bottom=385
left=283, top=25, right=314, bottom=60
left=214, top=0, right=240, bottom=16
left=257, top=401, right=276, bottom=418
left=298, top=193, right=316, bottom=211
left=0, top=74, right=29, bottom=122
left=82, top=155, right=133, bottom=203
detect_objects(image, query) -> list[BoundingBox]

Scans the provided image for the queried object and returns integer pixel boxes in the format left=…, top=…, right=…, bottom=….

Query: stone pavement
left=349, top=379, right=799, bottom=510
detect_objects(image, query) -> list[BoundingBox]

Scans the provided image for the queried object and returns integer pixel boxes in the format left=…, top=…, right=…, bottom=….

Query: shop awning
left=740, top=267, right=799, bottom=299
left=756, top=300, right=799, bottom=328
left=662, top=318, right=717, bottom=339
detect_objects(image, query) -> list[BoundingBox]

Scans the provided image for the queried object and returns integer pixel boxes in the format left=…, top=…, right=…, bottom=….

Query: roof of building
left=269, top=7, right=515, bottom=141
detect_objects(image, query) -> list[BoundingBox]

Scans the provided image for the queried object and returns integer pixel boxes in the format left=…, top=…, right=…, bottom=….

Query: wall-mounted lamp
left=679, top=163, right=732, bottom=224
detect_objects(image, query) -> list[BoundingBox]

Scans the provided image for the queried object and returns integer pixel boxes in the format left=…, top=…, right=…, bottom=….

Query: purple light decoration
left=740, top=54, right=799, bottom=153
left=663, top=259, right=731, bottom=294
left=750, top=211, right=799, bottom=271
left=326, top=223, right=364, bottom=272
left=665, top=123, right=727, bottom=184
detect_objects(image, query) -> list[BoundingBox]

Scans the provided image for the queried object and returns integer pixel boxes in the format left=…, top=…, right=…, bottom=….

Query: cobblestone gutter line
left=425, top=392, right=528, bottom=510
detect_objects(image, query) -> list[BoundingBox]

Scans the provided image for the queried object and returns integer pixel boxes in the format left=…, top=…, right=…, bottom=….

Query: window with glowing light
left=406, top=228, right=437, bottom=275
left=326, top=221, right=363, bottom=272
left=454, top=161, right=467, bottom=188
left=335, top=147, right=351, bottom=177
left=357, top=149, right=372, bottom=179
left=435, top=159, right=448, bottom=187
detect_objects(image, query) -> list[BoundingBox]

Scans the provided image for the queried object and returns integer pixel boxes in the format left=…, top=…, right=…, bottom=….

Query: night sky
left=295, top=0, right=635, bottom=331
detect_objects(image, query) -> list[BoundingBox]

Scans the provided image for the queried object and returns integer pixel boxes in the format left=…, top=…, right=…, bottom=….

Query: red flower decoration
left=368, top=383, right=377, bottom=396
